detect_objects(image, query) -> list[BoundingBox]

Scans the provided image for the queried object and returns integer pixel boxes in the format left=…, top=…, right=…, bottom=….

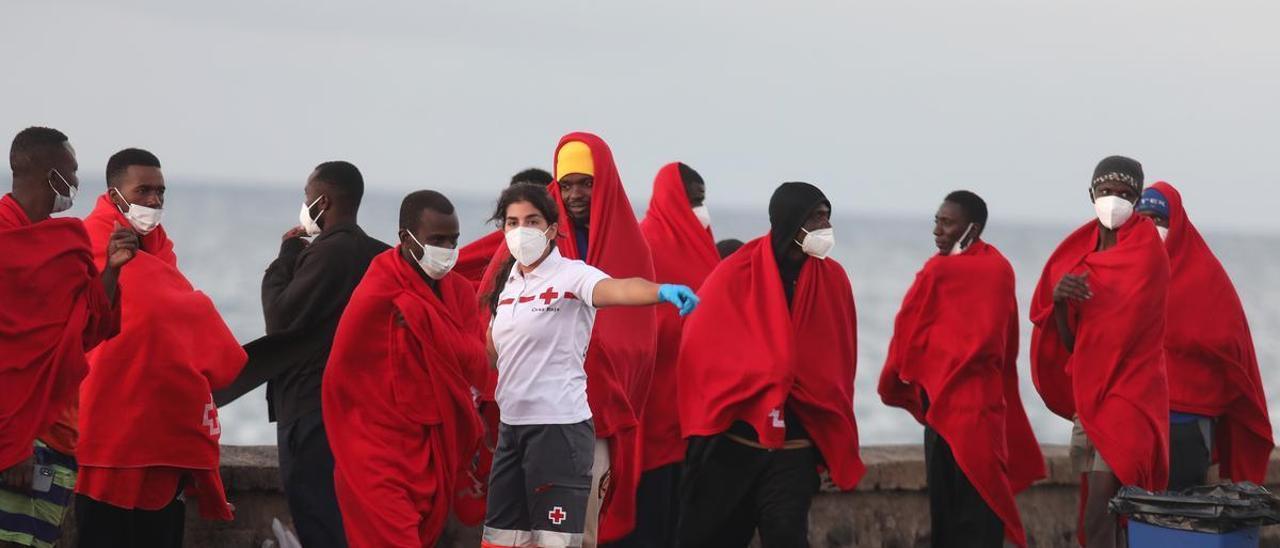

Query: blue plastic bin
left=1128, top=520, right=1259, bottom=548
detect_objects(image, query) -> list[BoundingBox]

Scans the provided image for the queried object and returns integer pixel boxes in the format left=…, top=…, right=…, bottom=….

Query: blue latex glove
left=658, top=284, right=700, bottom=316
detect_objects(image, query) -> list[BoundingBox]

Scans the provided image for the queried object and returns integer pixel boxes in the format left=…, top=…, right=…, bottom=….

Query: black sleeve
left=261, top=238, right=351, bottom=334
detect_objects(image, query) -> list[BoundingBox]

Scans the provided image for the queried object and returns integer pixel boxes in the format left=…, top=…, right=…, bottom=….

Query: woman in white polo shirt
left=480, top=183, right=697, bottom=548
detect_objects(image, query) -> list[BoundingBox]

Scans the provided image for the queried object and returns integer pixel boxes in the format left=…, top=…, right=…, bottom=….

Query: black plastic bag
left=1109, top=482, right=1280, bottom=533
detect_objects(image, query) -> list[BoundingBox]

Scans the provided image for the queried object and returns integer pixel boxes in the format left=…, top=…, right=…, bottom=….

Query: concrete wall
left=60, top=445, right=1280, bottom=547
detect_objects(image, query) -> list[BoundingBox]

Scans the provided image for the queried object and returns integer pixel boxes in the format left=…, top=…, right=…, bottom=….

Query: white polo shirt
left=491, top=248, right=610, bottom=425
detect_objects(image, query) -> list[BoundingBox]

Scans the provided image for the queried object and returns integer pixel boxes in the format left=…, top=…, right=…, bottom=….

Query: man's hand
left=282, top=226, right=309, bottom=242
left=106, top=222, right=138, bottom=269
left=1053, top=272, right=1092, bottom=303
left=0, top=456, right=34, bottom=492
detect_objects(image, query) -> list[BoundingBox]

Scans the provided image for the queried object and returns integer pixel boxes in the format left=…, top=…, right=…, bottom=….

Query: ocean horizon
left=51, top=180, right=1279, bottom=449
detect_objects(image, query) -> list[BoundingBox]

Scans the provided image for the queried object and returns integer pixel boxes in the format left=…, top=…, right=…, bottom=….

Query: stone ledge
left=62, top=444, right=1280, bottom=547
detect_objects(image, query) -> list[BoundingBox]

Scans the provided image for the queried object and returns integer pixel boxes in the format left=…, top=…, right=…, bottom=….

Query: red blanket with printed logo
left=678, top=236, right=865, bottom=489
left=77, top=195, right=245, bottom=519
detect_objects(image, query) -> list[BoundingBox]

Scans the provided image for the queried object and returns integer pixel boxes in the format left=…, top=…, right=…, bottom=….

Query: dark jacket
left=214, top=222, right=388, bottom=426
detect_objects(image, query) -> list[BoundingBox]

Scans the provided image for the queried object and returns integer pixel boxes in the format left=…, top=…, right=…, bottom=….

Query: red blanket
left=0, top=194, right=119, bottom=470
left=77, top=195, right=245, bottom=518
left=1030, top=215, right=1170, bottom=490
left=678, top=236, right=865, bottom=489
left=878, top=241, right=1045, bottom=546
left=638, top=162, right=719, bottom=471
left=1150, top=182, right=1273, bottom=482
left=324, top=248, right=488, bottom=546
left=547, top=132, right=657, bottom=541
left=457, top=229, right=504, bottom=291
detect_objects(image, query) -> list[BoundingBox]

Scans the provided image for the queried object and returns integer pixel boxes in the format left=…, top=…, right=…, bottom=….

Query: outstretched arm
left=591, top=278, right=699, bottom=316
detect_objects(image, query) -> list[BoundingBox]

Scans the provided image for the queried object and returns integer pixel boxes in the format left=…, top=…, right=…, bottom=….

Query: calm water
left=62, top=182, right=1279, bottom=447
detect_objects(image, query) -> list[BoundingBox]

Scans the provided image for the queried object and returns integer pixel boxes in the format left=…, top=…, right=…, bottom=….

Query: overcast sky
left=4, top=0, right=1278, bottom=232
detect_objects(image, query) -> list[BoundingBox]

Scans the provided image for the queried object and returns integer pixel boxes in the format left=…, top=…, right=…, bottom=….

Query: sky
left=3, top=0, right=1279, bottom=232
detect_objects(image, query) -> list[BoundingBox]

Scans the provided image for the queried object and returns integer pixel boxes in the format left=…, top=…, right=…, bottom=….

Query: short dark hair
left=312, top=160, right=365, bottom=207
left=510, top=168, right=553, bottom=187
left=944, top=190, right=988, bottom=227
left=399, top=190, right=456, bottom=232
left=10, top=126, right=69, bottom=175
left=106, top=148, right=161, bottom=187
left=716, top=238, right=744, bottom=259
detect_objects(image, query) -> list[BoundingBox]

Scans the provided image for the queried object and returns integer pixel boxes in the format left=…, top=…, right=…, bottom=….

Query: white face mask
left=405, top=231, right=458, bottom=280
left=111, top=188, right=162, bottom=235
left=48, top=169, right=76, bottom=213
left=1156, top=226, right=1169, bottom=242
left=949, top=223, right=976, bottom=256
left=795, top=227, right=835, bottom=260
left=298, top=195, right=325, bottom=236
left=1093, top=195, right=1134, bottom=230
left=506, top=226, right=551, bottom=267
left=692, top=205, right=712, bottom=228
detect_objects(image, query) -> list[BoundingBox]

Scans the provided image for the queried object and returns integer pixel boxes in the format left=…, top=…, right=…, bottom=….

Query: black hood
left=768, top=181, right=830, bottom=263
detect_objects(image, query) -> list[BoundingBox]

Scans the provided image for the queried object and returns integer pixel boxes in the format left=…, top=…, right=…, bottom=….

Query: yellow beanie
left=556, top=141, right=594, bottom=180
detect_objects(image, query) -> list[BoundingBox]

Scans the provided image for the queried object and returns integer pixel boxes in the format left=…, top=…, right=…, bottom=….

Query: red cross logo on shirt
left=548, top=506, right=567, bottom=525
left=538, top=287, right=559, bottom=305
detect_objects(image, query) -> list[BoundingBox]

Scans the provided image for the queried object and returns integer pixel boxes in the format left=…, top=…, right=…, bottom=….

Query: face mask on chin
left=795, top=227, right=835, bottom=260
left=111, top=188, right=163, bottom=235
left=405, top=231, right=458, bottom=280
left=48, top=169, right=76, bottom=213
left=1093, top=195, right=1134, bottom=230
left=506, top=226, right=552, bottom=267
left=1156, top=226, right=1169, bottom=241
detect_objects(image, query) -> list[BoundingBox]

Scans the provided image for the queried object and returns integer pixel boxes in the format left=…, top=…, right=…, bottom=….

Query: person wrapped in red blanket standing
left=324, top=190, right=490, bottom=547
left=74, top=148, right=247, bottom=547
left=616, top=162, right=718, bottom=548
left=0, top=127, right=135, bottom=548
left=676, top=182, right=864, bottom=548
left=1030, top=156, right=1170, bottom=548
left=1135, top=182, right=1273, bottom=490
left=879, top=191, right=1045, bottom=548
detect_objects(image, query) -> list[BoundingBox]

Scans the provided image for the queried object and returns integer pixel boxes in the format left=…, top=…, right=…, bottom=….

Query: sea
left=60, top=182, right=1280, bottom=448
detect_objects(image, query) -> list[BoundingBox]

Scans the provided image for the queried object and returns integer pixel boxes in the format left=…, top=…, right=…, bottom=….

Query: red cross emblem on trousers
left=538, top=287, right=559, bottom=305
left=548, top=506, right=567, bottom=525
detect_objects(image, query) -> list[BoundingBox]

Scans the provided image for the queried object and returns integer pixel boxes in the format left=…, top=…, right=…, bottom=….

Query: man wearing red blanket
left=545, top=133, right=658, bottom=545
left=1030, top=156, right=1170, bottom=548
left=1135, top=182, right=1273, bottom=489
left=619, top=162, right=718, bottom=548
left=74, top=148, right=246, bottom=547
left=676, top=182, right=863, bottom=548
left=1, top=127, right=133, bottom=548
left=879, top=191, right=1045, bottom=547
left=324, top=190, right=488, bottom=547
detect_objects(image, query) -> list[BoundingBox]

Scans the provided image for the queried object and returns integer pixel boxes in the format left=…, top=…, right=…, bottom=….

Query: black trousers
left=607, top=463, right=682, bottom=548
left=1168, top=419, right=1213, bottom=491
left=278, top=410, right=347, bottom=548
left=676, top=435, right=819, bottom=548
left=74, top=493, right=185, bottom=548
left=925, top=426, right=1004, bottom=548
